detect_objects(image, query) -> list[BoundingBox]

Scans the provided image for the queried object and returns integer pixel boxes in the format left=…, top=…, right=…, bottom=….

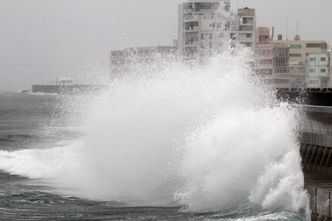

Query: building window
left=290, top=53, right=301, bottom=57
left=310, top=57, right=316, bottom=62
left=309, top=69, right=314, bottom=73
left=321, top=57, right=326, bottom=62
left=306, top=43, right=322, bottom=48
left=276, top=48, right=288, bottom=57
left=321, top=69, right=326, bottom=73
left=239, top=26, right=253, bottom=31
left=290, top=44, right=302, bottom=49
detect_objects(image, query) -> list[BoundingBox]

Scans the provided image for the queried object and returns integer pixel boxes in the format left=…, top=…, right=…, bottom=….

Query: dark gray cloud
left=0, top=0, right=330, bottom=91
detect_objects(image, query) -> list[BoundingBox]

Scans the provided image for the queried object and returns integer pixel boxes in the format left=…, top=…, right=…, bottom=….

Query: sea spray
left=0, top=50, right=309, bottom=218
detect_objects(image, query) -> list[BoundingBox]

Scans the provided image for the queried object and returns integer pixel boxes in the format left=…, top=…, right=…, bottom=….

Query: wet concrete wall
left=301, top=106, right=332, bottom=220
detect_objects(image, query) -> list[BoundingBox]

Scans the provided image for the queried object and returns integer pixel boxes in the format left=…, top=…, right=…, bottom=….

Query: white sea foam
left=0, top=51, right=309, bottom=218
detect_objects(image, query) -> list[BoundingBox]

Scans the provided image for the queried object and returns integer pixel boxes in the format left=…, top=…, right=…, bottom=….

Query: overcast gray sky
left=0, top=0, right=331, bottom=91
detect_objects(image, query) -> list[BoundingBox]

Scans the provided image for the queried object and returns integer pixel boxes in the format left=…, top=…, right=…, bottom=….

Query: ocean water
left=0, top=54, right=309, bottom=220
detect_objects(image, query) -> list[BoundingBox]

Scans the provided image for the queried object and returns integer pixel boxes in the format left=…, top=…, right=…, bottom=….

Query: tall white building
left=236, top=8, right=256, bottom=49
left=178, top=0, right=231, bottom=62
left=178, top=0, right=256, bottom=62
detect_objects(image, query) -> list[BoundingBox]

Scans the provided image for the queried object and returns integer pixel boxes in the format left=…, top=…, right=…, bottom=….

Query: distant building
left=55, top=77, right=73, bottom=86
left=255, top=43, right=290, bottom=88
left=306, top=52, right=331, bottom=88
left=272, top=37, right=328, bottom=88
left=177, top=0, right=255, bottom=62
left=110, top=46, right=177, bottom=77
left=32, top=78, right=105, bottom=94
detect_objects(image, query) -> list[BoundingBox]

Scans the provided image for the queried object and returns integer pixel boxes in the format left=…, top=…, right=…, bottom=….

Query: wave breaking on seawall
left=0, top=50, right=309, bottom=216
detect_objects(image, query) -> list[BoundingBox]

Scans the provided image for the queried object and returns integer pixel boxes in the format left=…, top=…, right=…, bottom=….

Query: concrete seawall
left=301, top=106, right=332, bottom=220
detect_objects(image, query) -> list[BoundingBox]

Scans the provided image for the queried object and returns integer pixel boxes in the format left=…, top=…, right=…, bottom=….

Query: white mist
left=0, top=51, right=309, bottom=217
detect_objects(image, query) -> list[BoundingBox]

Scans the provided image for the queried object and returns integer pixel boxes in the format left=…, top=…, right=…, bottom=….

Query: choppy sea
left=0, top=93, right=305, bottom=220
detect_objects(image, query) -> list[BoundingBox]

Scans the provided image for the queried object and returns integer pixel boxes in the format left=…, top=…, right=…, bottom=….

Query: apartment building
left=178, top=0, right=255, bottom=62
left=255, top=43, right=290, bottom=88
left=178, top=0, right=231, bottom=62
left=255, top=27, right=290, bottom=88
left=306, top=52, right=331, bottom=88
left=272, top=37, right=328, bottom=88
left=236, top=8, right=256, bottom=49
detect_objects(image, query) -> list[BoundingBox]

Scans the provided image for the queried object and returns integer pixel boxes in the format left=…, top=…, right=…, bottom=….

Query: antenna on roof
left=286, top=19, right=289, bottom=40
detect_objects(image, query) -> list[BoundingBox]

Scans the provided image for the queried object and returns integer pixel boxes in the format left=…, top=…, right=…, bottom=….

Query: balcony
left=239, top=18, right=254, bottom=26
left=309, top=72, right=330, bottom=78
left=184, top=41, right=199, bottom=47
left=256, top=64, right=273, bottom=70
left=238, top=36, right=253, bottom=42
left=184, top=9, right=194, bottom=14
left=238, top=9, right=255, bottom=17
left=238, top=25, right=254, bottom=32
left=184, top=15, right=199, bottom=22
left=185, top=26, right=199, bottom=33
left=239, top=21, right=254, bottom=26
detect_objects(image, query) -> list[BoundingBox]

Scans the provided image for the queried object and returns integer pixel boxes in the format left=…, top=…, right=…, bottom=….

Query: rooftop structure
left=256, top=27, right=270, bottom=43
